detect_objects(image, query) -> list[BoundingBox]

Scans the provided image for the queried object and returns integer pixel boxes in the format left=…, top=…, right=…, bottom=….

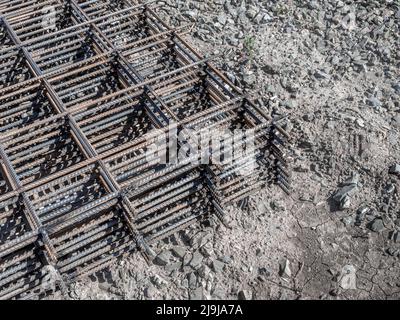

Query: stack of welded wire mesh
left=0, top=0, right=289, bottom=299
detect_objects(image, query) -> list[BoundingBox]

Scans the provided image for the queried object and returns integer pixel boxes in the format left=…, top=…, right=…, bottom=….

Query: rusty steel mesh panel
left=0, top=0, right=290, bottom=299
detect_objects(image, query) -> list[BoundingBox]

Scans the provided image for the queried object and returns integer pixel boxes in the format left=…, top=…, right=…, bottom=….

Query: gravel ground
left=64, top=0, right=400, bottom=300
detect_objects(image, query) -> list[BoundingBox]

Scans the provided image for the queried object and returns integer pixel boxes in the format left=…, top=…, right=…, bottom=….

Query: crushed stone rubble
left=59, top=0, right=400, bottom=300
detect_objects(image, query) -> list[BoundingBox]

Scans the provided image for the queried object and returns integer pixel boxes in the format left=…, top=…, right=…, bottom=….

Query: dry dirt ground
left=59, top=0, right=400, bottom=300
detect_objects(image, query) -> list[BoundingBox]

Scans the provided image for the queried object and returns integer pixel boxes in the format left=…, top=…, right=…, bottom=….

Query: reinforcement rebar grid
left=0, top=0, right=290, bottom=300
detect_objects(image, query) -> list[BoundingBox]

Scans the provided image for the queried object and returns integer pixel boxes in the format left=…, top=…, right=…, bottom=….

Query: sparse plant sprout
left=244, top=35, right=256, bottom=65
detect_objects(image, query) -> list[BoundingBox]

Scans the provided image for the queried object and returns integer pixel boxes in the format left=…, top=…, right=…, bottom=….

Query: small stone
left=171, top=246, right=187, bottom=258
left=188, top=273, right=197, bottom=289
left=385, top=184, right=396, bottom=194
left=238, top=290, right=252, bottom=300
left=242, top=73, right=256, bottom=86
left=200, top=242, right=214, bottom=257
left=314, top=69, right=329, bottom=80
left=339, top=265, right=356, bottom=290
left=387, top=248, right=399, bottom=257
left=197, top=265, right=211, bottom=279
left=144, top=286, right=157, bottom=299
left=355, top=206, right=368, bottom=226
left=190, top=251, right=204, bottom=269
left=283, top=100, right=296, bottom=109
left=357, top=205, right=370, bottom=216
left=154, top=250, right=172, bottom=266
left=183, top=253, right=192, bottom=266
left=246, top=7, right=258, bottom=20
left=389, top=164, right=400, bottom=175
left=217, top=15, right=227, bottom=25
left=303, top=113, right=315, bottom=122
left=329, top=288, right=340, bottom=296
left=333, top=185, right=358, bottom=203
left=212, top=260, right=225, bottom=274
left=392, top=115, right=400, bottom=128
left=165, top=261, right=182, bottom=274
left=279, top=259, right=292, bottom=279
left=341, top=216, right=353, bottom=226
left=368, top=218, right=385, bottom=233
left=181, top=278, right=189, bottom=289
left=340, top=195, right=351, bottom=209
left=393, top=232, right=400, bottom=243
left=342, top=172, right=360, bottom=186
left=355, top=118, right=365, bottom=128
left=220, top=255, right=232, bottom=264
left=258, top=267, right=271, bottom=277
left=367, top=97, right=382, bottom=109
left=150, top=274, right=168, bottom=289
left=262, top=13, right=273, bottom=23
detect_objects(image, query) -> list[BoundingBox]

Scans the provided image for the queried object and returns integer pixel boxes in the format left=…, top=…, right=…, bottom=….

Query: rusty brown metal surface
left=0, top=0, right=289, bottom=299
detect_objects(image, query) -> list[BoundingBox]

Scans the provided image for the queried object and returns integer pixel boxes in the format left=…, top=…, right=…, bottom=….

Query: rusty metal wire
left=0, top=0, right=289, bottom=300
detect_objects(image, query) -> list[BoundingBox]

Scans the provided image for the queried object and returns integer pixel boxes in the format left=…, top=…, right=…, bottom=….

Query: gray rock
left=283, top=100, right=296, bottom=109
left=183, top=253, right=192, bottom=266
left=212, top=259, right=225, bottom=274
left=340, top=195, right=351, bottom=210
left=356, top=118, right=365, bottom=128
left=369, top=218, right=385, bottom=233
left=220, top=255, right=232, bottom=264
left=392, top=115, right=400, bottom=128
left=165, top=261, right=182, bottom=274
left=262, top=13, right=273, bottom=23
left=258, top=267, right=272, bottom=278
left=181, top=278, right=189, bottom=289
left=387, top=248, right=399, bottom=257
left=197, top=265, right=212, bottom=279
left=367, top=97, right=382, bottom=109
left=333, top=173, right=360, bottom=204
left=150, top=274, right=168, bottom=288
left=357, top=205, right=370, bottom=216
left=243, top=73, right=257, bottom=86
left=188, top=272, right=197, bottom=289
left=190, top=251, right=204, bottom=269
left=314, top=69, right=330, bottom=80
left=227, top=36, right=239, bottom=46
left=333, top=184, right=358, bottom=203
left=184, top=10, right=198, bottom=21
left=217, top=15, right=227, bottom=25
left=279, top=259, right=292, bottom=279
left=389, top=164, right=400, bottom=175
left=303, top=113, right=315, bottom=122
left=342, top=172, right=360, bottom=186
left=308, top=1, right=319, bottom=9
left=385, top=184, right=396, bottom=194
left=200, top=242, right=214, bottom=257
left=342, top=215, right=354, bottom=226
left=393, top=232, right=400, bottom=243
left=154, top=251, right=172, bottom=266
left=171, top=246, right=187, bottom=258
left=144, top=285, right=157, bottom=299
left=238, top=289, right=252, bottom=300
left=355, top=207, right=367, bottom=227
left=246, top=7, right=259, bottom=20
